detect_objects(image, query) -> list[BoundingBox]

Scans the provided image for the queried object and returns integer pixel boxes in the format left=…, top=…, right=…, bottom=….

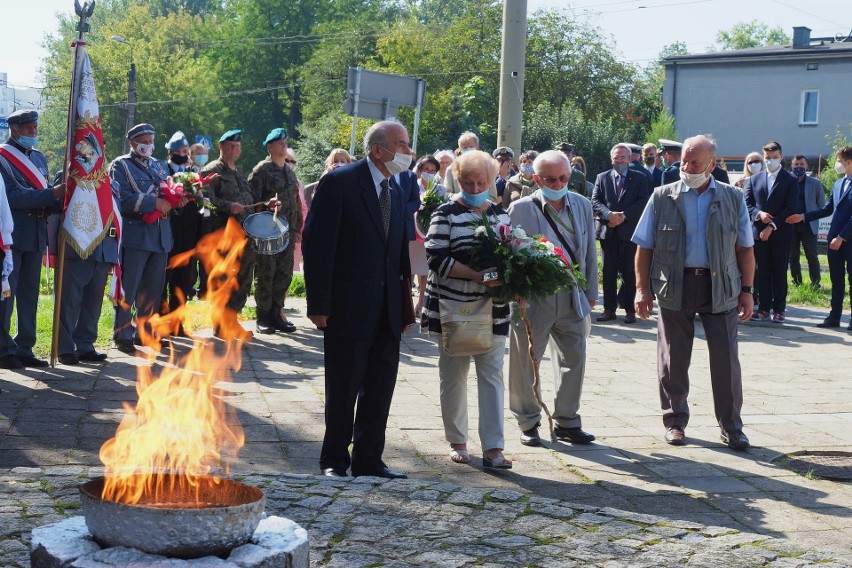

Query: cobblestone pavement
left=1, top=298, right=851, bottom=566
left=0, top=468, right=848, bottom=567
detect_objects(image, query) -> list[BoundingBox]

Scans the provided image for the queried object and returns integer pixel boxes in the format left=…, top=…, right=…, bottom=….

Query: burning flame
left=100, top=218, right=251, bottom=505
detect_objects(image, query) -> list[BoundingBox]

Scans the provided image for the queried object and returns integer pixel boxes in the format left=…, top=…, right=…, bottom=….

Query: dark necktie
left=380, top=179, right=391, bottom=236
left=616, top=175, right=624, bottom=199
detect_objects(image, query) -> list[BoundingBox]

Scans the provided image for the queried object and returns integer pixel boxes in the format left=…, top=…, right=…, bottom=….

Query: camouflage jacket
left=201, top=158, right=258, bottom=230
left=247, top=157, right=303, bottom=234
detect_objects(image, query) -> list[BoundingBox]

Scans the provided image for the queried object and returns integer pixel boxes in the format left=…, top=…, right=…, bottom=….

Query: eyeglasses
left=285, top=159, right=297, bottom=165
left=540, top=175, right=571, bottom=185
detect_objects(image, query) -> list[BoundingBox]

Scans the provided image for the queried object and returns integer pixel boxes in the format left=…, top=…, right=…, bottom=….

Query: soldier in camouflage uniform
left=248, top=128, right=303, bottom=334
left=201, top=130, right=261, bottom=315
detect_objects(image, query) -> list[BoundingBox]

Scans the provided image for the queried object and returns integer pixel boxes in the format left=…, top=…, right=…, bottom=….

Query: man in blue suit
left=592, top=143, right=651, bottom=323
left=0, top=110, right=65, bottom=369
left=785, top=155, right=825, bottom=289
left=744, top=141, right=799, bottom=323
left=788, top=146, right=852, bottom=329
left=303, top=120, right=415, bottom=479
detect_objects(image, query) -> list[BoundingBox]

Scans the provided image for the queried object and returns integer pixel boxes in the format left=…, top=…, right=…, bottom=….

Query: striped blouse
left=420, top=200, right=511, bottom=336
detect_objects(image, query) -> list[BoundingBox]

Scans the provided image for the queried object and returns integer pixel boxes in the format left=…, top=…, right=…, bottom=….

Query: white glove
left=1, top=277, right=9, bottom=300
left=1, top=253, right=12, bottom=280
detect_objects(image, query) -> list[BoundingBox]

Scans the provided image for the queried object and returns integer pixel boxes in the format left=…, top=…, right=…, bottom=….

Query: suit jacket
left=630, top=161, right=653, bottom=187
left=805, top=176, right=852, bottom=260
left=651, top=166, right=664, bottom=188
left=507, top=189, right=599, bottom=316
left=745, top=168, right=800, bottom=240
left=303, top=158, right=411, bottom=339
left=397, top=169, right=420, bottom=241
left=799, top=175, right=827, bottom=234
left=591, top=168, right=651, bottom=241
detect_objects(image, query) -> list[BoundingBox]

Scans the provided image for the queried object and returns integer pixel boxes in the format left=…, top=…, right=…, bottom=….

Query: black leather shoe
left=352, top=466, right=408, bottom=479
left=720, top=429, right=750, bottom=450
left=322, top=467, right=349, bottom=477
left=272, top=308, right=297, bottom=333
left=77, top=350, right=108, bottom=362
left=553, top=426, right=595, bottom=444
left=114, top=339, right=137, bottom=354
left=256, top=315, right=276, bottom=335
left=596, top=310, right=616, bottom=322
left=520, top=423, right=542, bottom=447
left=816, top=318, right=840, bottom=328
left=0, top=354, right=23, bottom=369
left=58, top=353, right=80, bottom=365
left=16, top=354, right=48, bottom=368
left=624, top=312, right=636, bottom=324
left=665, top=425, right=686, bottom=445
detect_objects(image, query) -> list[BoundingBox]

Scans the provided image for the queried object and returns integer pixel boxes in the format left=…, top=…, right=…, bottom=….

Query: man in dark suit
left=592, top=143, right=651, bottom=323
left=788, top=146, right=852, bottom=329
left=785, top=155, right=825, bottom=288
left=303, top=120, right=415, bottom=479
left=642, top=143, right=665, bottom=187
left=627, top=143, right=654, bottom=187
left=744, top=141, right=800, bottom=322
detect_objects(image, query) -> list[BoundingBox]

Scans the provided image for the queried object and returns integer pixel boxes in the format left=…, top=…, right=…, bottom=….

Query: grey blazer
left=507, top=189, right=599, bottom=316
left=801, top=176, right=827, bottom=234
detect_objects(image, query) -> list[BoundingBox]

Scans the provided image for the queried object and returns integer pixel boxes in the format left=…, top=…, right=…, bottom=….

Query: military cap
left=263, top=127, right=288, bottom=147
left=557, top=142, right=575, bottom=153
left=492, top=146, right=514, bottom=159
left=127, top=123, right=155, bottom=140
left=658, top=139, right=683, bottom=152
left=219, top=129, right=242, bottom=144
left=624, top=143, right=643, bottom=154
left=165, top=130, right=189, bottom=151
left=7, top=109, right=38, bottom=126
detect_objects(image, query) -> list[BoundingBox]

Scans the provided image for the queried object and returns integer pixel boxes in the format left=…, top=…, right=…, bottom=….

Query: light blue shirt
left=632, top=180, right=753, bottom=268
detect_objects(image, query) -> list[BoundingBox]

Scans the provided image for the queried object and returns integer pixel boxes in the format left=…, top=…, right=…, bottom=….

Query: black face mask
left=171, top=154, right=189, bottom=165
left=643, top=157, right=655, bottom=166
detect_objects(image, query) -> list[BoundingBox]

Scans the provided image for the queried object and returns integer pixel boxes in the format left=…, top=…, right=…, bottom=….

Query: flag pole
left=50, top=0, right=95, bottom=367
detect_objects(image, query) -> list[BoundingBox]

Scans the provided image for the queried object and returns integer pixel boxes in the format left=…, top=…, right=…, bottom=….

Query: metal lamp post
left=111, top=35, right=136, bottom=152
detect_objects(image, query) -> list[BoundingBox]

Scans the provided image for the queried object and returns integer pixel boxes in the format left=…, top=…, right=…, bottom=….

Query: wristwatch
left=741, top=286, right=755, bottom=295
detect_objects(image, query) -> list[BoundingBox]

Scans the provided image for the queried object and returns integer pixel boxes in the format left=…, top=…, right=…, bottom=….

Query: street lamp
left=111, top=35, right=136, bottom=153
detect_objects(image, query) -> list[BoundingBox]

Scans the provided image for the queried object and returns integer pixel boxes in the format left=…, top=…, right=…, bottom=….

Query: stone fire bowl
left=79, top=476, right=265, bottom=559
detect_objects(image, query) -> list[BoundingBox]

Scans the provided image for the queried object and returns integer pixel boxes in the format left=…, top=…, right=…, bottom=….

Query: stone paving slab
left=1, top=299, right=851, bottom=566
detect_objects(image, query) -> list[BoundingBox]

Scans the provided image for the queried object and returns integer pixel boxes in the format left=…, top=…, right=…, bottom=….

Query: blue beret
left=127, top=123, right=155, bottom=139
left=219, top=129, right=242, bottom=144
left=7, top=109, right=38, bottom=126
left=263, top=127, right=288, bottom=147
left=165, top=131, right=189, bottom=151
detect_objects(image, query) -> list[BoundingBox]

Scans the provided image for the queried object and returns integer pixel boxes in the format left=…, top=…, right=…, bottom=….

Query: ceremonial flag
left=62, top=41, right=123, bottom=301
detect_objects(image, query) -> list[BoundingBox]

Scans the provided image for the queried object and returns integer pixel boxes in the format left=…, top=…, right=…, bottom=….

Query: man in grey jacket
left=633, top=135, right=755, bottom=450
left=785, top=155, right=825, bottom=288
left=506, top=150, right=599, bottom=446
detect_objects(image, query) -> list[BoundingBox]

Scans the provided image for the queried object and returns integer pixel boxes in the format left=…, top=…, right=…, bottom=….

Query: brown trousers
left=657, top=272, right=744, bottom=432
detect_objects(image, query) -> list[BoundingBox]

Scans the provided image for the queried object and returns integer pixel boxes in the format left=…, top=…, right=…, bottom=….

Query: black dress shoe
left=77, top=350, right=108, bottom=362
left=322, top=467, right=349, bottom=477
left=553, top=426, right=595, bottom=444
left=114, top=339, right=137, bottom=354
left=624, top=312, right=636, bottom=324
left=0, top=354, right=23, bottom=369
left=720, top=429, right=750, bottom=450
left=16, top=354, right=48, bottom=368
left=275, top=319, right=297, bottom=333
left=665, top=425, right=686, bottom=445
left=520, top=423, right=542, bottom=447
left=352, top=466, right=408, bottom=479
left=58, top=353, right=80, bottom=365
left=596, top=310, right=616, bottom=322
left=816, top=318, right=840, bottom=328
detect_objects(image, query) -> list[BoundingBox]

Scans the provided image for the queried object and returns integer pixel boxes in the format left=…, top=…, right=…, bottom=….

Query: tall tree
left=712, top=22, right=790, bottom=51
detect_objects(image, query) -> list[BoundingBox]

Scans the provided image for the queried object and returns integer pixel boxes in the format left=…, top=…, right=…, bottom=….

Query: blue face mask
left=792, top=166, right=807, bottom=178
left=17, top=135, right=38, bottom=149
left=461, top=190, right=488, bottom=207
left=541, top=185, right=570, bottom=201
left=194, top=154, right=209, bottom=166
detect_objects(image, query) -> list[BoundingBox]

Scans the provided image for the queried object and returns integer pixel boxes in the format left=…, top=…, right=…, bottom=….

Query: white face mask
left=134, top=143, right=154, bottom=159
left=679, top=160, right=713, bottom=189
left=747, top=161, right=763, bottom=175
left=835, top=161, right=846, bottom=175
left=765, top=158, right=782, bottom=172
left=383, top=148, right=411, bottom=176
left=460, top=146, right=476, bottom=154
left=420, top=172, right=435, bottom=183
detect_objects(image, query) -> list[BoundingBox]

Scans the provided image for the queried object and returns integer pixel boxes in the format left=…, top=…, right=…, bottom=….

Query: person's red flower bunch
left=142, top=177, right=185, bottom=223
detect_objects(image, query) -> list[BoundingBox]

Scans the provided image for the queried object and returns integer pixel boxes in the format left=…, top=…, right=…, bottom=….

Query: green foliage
left=711, top=22, right=790, bottom=52
left=819, top=124, right=852, bottom=190
left=645, top=107, right=679, bottom=148
left=288, top=273, right=306, bottom=297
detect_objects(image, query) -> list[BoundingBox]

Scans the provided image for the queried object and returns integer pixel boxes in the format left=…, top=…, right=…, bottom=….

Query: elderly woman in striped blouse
left=421, top=150, right=512, bottom=469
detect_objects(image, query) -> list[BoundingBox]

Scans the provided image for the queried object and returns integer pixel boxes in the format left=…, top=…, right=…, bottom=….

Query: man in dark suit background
left=745, top=141, right=800, bottom=322
left=303, top=120, right=415, bottom=479
left=785, top=155, right=825, bottom=289
left=788, top=146, right=852, bottom=330
left=592, top=143, right=651, bottom=323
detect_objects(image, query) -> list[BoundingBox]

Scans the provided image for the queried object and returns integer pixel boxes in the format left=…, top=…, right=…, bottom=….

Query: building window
left=800, top=90, right=819, bottom=125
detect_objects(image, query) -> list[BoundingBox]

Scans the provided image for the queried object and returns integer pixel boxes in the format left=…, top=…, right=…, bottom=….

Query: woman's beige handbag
left=438, top=297, right=493, bottom=356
